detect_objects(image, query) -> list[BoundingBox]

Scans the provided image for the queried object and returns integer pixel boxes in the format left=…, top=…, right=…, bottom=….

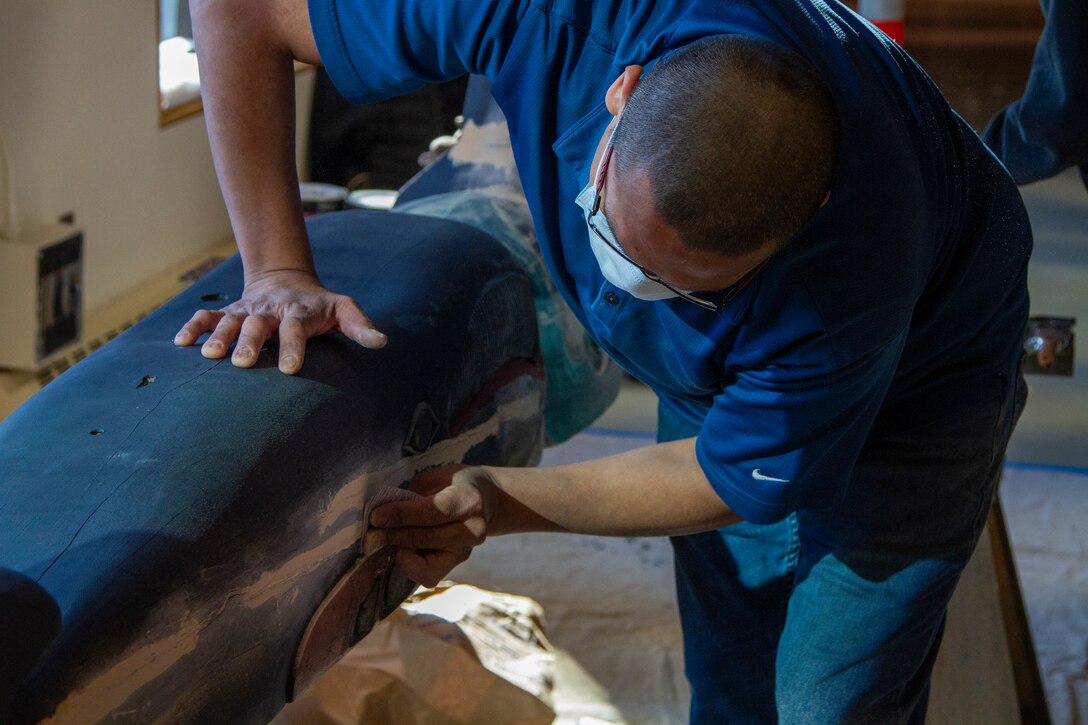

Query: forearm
left=482, top=438, right=742, bottom=537
left=190, top=0, right=319, bottom=282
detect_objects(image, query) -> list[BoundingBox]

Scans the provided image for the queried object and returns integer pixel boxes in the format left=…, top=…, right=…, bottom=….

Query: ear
left=605, top=65, right=644, bottom=116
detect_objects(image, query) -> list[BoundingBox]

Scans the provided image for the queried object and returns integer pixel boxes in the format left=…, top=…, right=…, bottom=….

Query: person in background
left=983, top=0, right=1087, bottom=190
left=177, top=0, right=1032, bottom=720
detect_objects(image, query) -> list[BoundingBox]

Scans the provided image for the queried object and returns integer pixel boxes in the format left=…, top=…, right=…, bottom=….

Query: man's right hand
left=181, top=0, right=349, bottom=375
left=173, top=269, right=387, bottom=374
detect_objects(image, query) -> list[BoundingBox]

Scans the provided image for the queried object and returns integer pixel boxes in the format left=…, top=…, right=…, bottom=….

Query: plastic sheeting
left=1001, top=464, right=1088, bottom=725
left=450, top=429, right=689, bottom=724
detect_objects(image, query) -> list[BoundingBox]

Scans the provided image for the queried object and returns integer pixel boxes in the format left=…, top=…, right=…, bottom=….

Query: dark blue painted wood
left=0, top=568, right=60, bottom=708
left=0, top=211, right=544, bottom=724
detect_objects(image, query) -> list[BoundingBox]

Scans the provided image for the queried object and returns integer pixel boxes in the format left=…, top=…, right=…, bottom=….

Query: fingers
left=277, top=316, right=306, bottom=374
left=177, top=306, right=369, bottom=371
left=335, top=296, right=387, bottom=349
left=200, top=313, right=243, bottom=359
left=232, top=314, right=275, bottom=367
left=175, top=309, right=225, bottom=348
left=407, top=464, right=469, bottom=497
left=364, top=473, right=491, bottom=588
left=395, top=549, right=467, bottom=589
left=364, top=520, right=485, bottom=555
left=178, top=310, right=282, bottom=369
left=370, top=497, right=461, bottom=529
left=363, top=522, right=477, bottom=588
left=174, top=281, right=389, bottom=373
left=369, top=482, right=485, bottom=530
left=433, top=484, right=489, bottom=527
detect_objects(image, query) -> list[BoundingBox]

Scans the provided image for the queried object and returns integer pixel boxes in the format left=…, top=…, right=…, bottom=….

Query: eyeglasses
left=587, top=122, right=763, bottom=312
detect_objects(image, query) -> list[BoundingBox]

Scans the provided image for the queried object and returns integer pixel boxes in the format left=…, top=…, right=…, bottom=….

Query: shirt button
left=605, top=291, right=620, bottom=305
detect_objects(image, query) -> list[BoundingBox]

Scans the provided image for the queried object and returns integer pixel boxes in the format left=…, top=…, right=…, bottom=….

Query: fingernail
left=204, top=341, right=223, bottom=352
left=234, top=346, right=252, bottom=359
left=174, top=333, right=188, bottom=345
left=280, top=355, right=298, bottom=372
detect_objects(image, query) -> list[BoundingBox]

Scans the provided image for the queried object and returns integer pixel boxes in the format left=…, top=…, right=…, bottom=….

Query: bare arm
left=176, top=0, right=386, bottom=373
left=483, top=438, right=740, bottom=537
left=366, top=438, right=742, bottom=586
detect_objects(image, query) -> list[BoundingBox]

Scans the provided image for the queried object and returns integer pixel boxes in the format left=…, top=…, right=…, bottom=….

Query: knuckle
left=465, top=517, right=487, bottom=540
left=339, top=296, right=365, bottom=314
left=291, top=304, right=314, bottom=317
left=363, top=531, right=383, bottom=554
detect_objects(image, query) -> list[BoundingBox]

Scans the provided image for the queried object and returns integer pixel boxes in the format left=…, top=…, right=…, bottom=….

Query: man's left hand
left=363, top=465, right=498, bottom=587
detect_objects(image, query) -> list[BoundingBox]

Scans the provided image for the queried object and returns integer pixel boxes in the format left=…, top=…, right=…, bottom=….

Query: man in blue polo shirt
left=179, top=0, right=1031, bottom=720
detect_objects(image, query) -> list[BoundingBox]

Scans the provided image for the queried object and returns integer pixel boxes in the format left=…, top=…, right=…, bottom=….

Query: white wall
left=0, top=1, right=314, bottom=313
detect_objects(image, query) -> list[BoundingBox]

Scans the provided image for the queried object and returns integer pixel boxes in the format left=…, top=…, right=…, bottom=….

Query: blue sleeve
left=694, top=330, right=907, bottom=525
left=307, top=0, right=529, bottom=103
left=981, top=0, right=1088, bottom=186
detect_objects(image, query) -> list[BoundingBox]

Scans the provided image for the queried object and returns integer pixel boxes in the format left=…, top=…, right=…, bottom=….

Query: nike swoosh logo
left=752, top=469, right=789, bottom=483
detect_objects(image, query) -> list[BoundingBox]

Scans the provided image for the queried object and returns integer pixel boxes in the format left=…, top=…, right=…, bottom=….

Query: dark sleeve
left=982, top=0, right=1088, bottom=187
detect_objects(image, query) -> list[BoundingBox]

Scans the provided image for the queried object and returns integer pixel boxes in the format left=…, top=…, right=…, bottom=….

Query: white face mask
left=574, top=121, right=680, bottom=302
left=575, top=180, right=680, bottom=301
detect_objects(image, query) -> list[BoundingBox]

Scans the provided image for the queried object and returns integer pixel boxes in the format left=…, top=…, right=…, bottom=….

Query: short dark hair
left=612, top=36, right=840, bottom=256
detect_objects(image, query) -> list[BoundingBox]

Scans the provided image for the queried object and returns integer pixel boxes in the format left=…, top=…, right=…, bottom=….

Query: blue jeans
left=662, top=366, right=1027, bottom=724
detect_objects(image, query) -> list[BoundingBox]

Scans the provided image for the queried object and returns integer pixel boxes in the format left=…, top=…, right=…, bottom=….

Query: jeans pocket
left=971, top=360, right=1028, bottom=538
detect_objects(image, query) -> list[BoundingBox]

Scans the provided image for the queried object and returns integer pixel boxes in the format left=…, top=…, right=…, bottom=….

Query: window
left=159, top=0, right=201, bottom=125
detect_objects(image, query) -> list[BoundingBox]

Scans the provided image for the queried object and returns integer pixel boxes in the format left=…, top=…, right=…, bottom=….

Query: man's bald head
left=612, top=36, right=840, bottom=256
